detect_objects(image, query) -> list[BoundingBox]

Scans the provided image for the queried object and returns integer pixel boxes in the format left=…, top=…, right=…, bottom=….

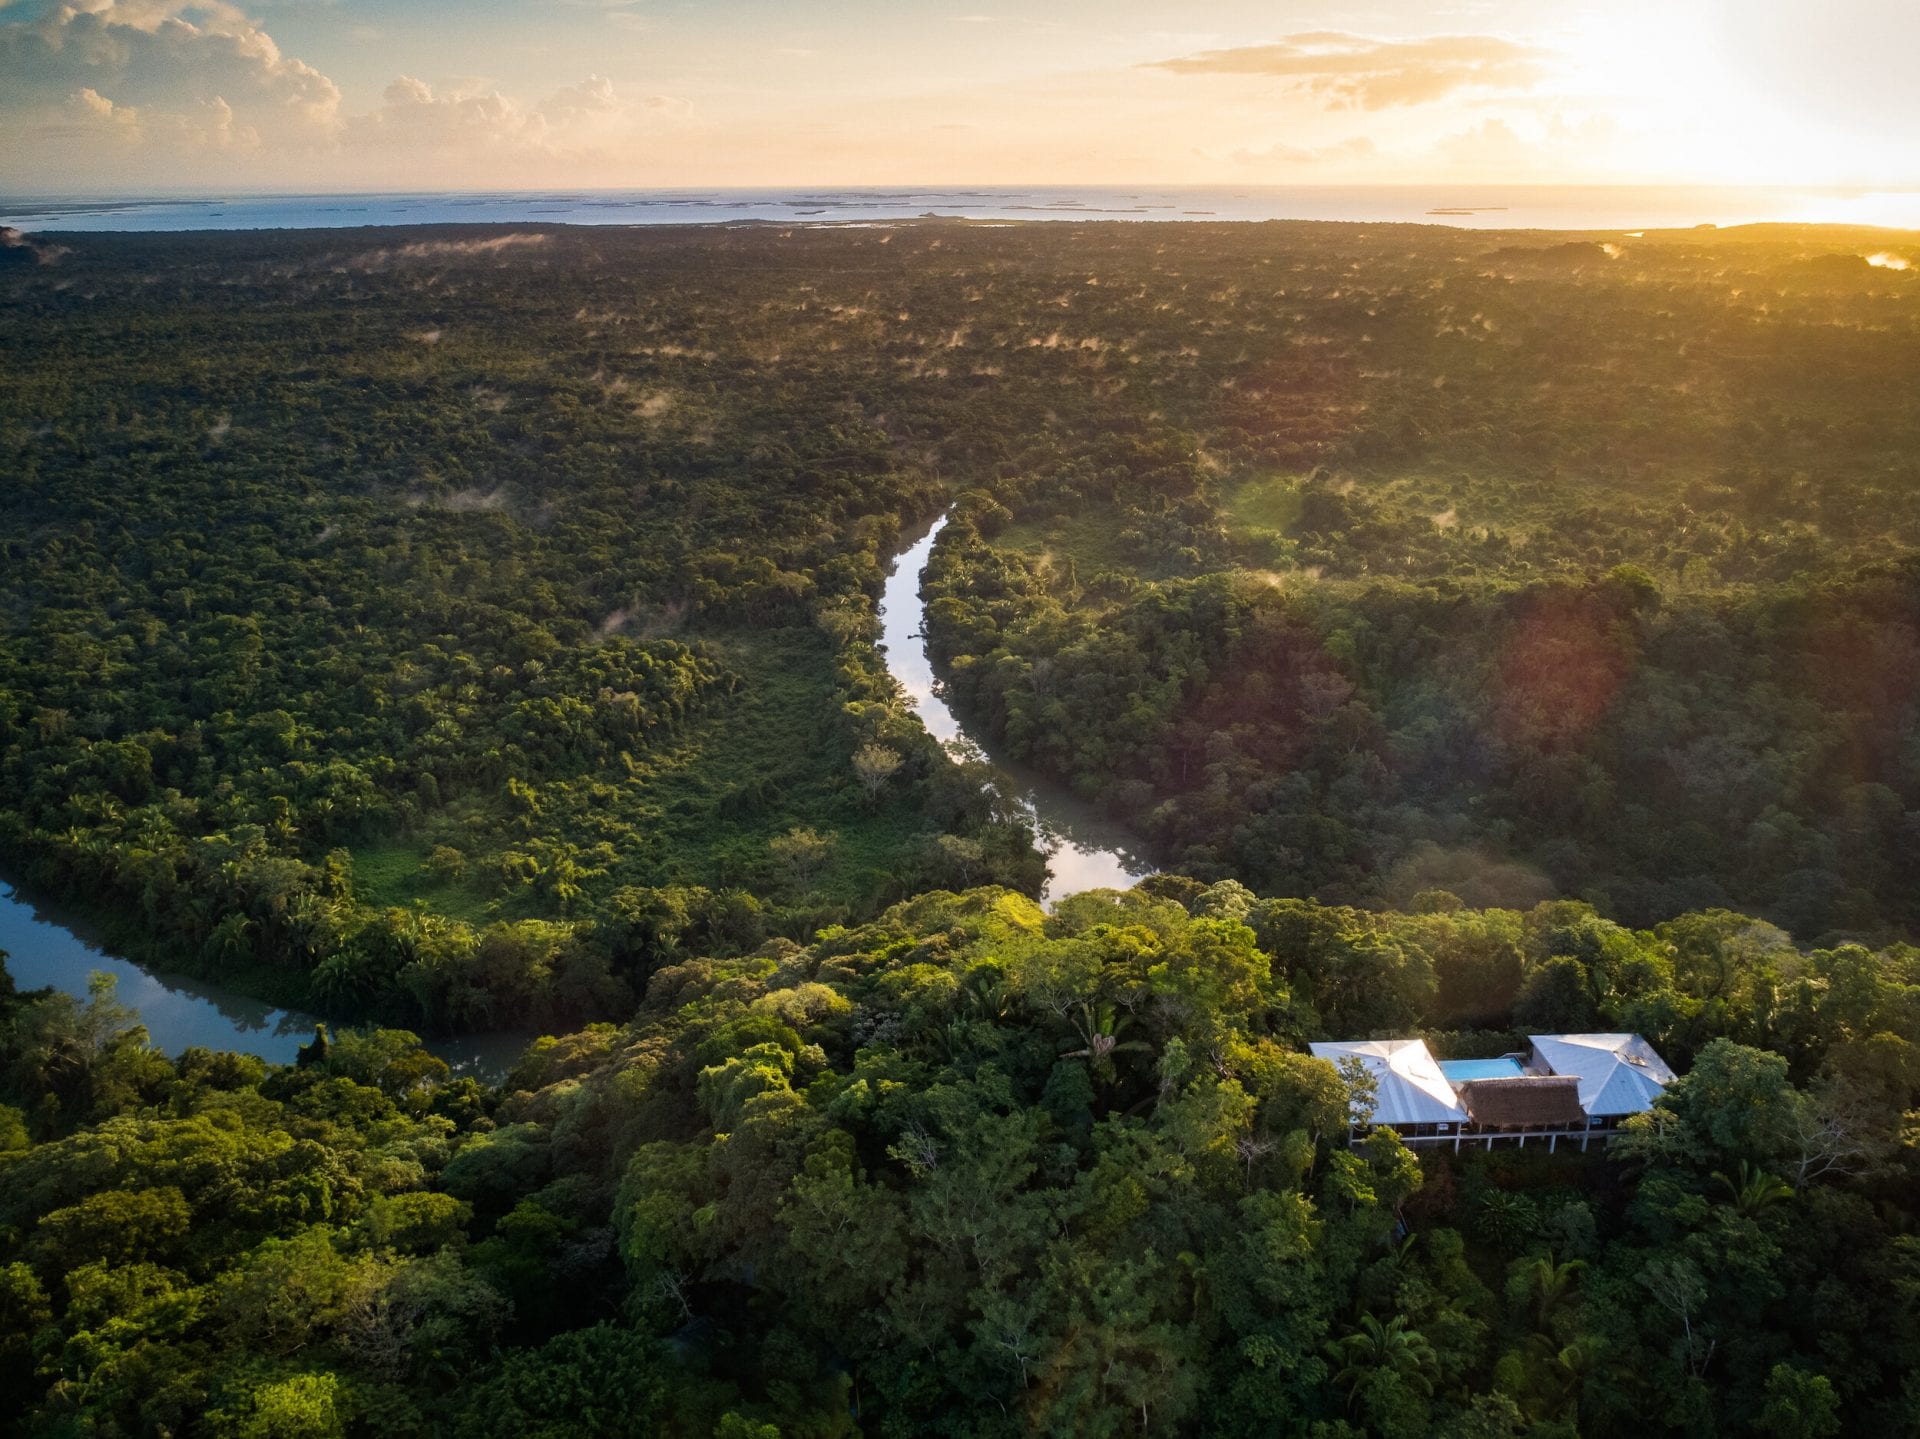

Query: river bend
left=0, top=511, right=1149, bottom=1066
left=877, top=514, right=1155, bottom=905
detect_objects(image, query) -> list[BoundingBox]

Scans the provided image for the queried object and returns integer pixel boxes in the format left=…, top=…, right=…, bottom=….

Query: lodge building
left=1310, top=1033, right=1677, bottom=1152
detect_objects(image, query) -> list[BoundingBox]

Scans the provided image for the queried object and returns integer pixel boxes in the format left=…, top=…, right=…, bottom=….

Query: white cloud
left=1432, top=117, right=1533, bottom=169
left=1228, top=135, right=1378, bottom=167
left=346, top=73, right=686, bottom=161
left=71, top=86, right=120, bottom=120
left=0, top=2, right=688, bottom=188
left=0, top=0, right=340, bottom=176
left=1147, top=31, right=1546, bottom=110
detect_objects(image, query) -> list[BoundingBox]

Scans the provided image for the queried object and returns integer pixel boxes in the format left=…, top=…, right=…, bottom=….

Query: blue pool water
left=1440, top=1057, right=1527, bottom=1083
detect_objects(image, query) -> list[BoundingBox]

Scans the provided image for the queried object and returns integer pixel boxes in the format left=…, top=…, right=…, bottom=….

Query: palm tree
left=1515, top=1254, right=1587, bottom=1332
left=1476, top=1190, right=1539, bottom=1249
left=1325, top=1313, right=1438, bottom=1411
left=310, top=947, right=376, bottom=1007
left=961, top=966, right=1016, bottom=1022
left=284, top=892, right=343, bottom=963
left=1061, top=1002, right=1153, bottom=1087
left=1714, top=1161, right=1794, bottom=1217
left=1526, top=1332, right=1604, bottom=1422
left=129, top=810, right=176, bottom=853
left=202, top=911, right=255, bottom=966
left=1372, top=1232, right=1420, bottom=1289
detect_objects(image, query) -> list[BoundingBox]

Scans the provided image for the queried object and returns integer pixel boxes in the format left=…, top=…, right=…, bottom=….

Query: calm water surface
left=24, top=179, right=1830, bottom=1060
left=879, top=516, right=1155, bottom=905
left=0, top=513, right=1149, bottom=1057
left=8, top=184, right=1917, bottom=234
left=0, top=882, right=530, bottom=1077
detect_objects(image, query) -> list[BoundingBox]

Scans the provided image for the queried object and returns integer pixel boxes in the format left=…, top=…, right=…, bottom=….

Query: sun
left=1555, top=6, right=1774, bottom=186
left=1557, top=1, right=1920, bottom=192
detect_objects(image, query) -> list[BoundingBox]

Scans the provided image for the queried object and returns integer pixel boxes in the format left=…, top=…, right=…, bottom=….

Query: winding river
left=0, top=886, right=530, bottom=1076
left=0, top=510, right=1146, bottom=1067
left=879, top=514, right=1156, bottom=905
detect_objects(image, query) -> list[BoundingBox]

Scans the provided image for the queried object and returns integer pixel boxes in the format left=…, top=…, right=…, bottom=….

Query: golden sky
left=2, top=0, right=1916, bottom=197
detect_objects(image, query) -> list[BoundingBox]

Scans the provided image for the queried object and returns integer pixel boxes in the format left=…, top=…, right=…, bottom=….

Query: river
left=0, top=882, right=530, bottom=1077
left=0, top=511, right=1142, bottom=1067
left=878, top=515, right=1155, bottom=905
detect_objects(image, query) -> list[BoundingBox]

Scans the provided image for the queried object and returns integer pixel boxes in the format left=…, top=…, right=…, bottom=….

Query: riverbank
left=877, top=514, right=1155, bottom=905
left=0, top=880, right=532, bottom=1077
left=0, top=509, right=1142, bottom=1069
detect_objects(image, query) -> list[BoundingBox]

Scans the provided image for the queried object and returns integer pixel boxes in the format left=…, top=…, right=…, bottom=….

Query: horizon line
left=9, top=180, right=1920, bottom=205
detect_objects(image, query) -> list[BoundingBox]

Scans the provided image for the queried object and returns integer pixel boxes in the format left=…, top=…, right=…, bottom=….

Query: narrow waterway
left=0, top=882, right=529, bottom=1077
left=879, top=514, right=1156, bottom=904
left=0, top=509, right=1142, bottom=1066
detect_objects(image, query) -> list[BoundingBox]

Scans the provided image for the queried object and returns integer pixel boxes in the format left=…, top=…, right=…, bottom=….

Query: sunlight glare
left=1562, top=2, right=1919, bottom=190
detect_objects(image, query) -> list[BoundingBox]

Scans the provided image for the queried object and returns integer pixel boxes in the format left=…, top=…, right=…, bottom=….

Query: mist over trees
left=1, top=219, right=1917, bottom=1434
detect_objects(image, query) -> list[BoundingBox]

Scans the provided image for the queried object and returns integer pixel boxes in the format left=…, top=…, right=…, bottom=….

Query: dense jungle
left=1, top=220, right=1916, bottom=1436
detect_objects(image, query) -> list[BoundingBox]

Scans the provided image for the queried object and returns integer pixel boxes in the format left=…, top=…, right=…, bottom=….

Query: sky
left=2, top=0, right=1917, bottom=197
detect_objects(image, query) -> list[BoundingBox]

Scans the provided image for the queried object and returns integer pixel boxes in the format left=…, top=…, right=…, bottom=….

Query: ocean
left=5, top=184, right=1918, bottom=234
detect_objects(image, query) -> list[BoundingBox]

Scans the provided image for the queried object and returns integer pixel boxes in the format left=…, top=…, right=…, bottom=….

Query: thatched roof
left=1458, top=1076, right=1586, bottom=1129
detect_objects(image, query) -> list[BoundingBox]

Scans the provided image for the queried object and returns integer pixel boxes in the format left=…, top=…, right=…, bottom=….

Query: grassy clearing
left=996, top=503, right=1200, bottom=582
left=599, top=627, right=932, bottom=904
left=350, top=841, right=495, bottom=924
left=998, top=507, right=1134, bottom=573
left=1219, top=474, right=1304, bottom=536
left=347, top=628, right=942, bottom=928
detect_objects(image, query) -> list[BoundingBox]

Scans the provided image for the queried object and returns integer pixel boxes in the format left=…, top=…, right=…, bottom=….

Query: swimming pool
left=1439, top=1057, right=1527, bottom=1083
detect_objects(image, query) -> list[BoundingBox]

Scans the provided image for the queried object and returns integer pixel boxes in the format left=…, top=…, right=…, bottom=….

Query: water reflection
left=4, top=185, right=1885, bottom=236
left=0, top=881, right=526, bottom=1077
left=878, top=515, right=1157, bottom=905
left=0, top=509, right=1152, bottom=1067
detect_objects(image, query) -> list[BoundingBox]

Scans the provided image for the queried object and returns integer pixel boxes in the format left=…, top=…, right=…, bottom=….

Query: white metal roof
left=1310, top=1038, right=1467, bottom=1128
left=1528, top=1033, right=1675, bottom=1116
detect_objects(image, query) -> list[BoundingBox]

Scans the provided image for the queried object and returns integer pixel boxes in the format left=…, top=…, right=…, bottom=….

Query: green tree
left=1758, top=1364, right=1842, bottom=1439
left=1327, top=1312, right=1439, bottom=1435
left=1512, top=956, right=1599, bottom=1032
left=211, top=1372, right=347, bottom=1439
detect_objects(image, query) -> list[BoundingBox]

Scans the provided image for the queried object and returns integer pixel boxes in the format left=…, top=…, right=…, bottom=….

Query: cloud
left=1427, top=111, right=1622, bottom=178
left=1146, top=31, right=1546, bottom=110
left=0, top=2, right=688, bottom=188
left=0, top=0, right=341, bottom=164
left=13, top=1, right=340, bottom=120
left=1433, top=117, right=1534, bottom=168
left=345, top=73, right=688, bottom=162
left=350, top=75, right=521, bottom=151
left=1230, top=135, right=1378, bottom=167
left=557, top=0, right=651, bottom=30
